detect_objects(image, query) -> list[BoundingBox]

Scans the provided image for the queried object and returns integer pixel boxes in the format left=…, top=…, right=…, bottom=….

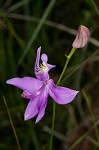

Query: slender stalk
left=57, top=48, right=76, bottom=85
left=82, top=90, right=99, bottom=143
left=49, top=47, right=76, bottom=150
left=3, top=96, right=21, bottom=150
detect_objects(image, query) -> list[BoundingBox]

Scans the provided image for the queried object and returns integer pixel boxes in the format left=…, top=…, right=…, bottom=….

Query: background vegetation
left=0, top=0, right=99, bottom=149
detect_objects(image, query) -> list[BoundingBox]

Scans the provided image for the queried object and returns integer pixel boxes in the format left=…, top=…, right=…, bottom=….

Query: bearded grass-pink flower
left=6, top=47, right=78, bottom=123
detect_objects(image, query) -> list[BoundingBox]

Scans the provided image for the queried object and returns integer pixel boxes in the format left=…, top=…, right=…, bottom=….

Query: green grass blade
left=69, top=120, right=99, bottom=150
left=18, top=0, right=56, bottom=66
left=82, top=90, right=99, bottom=142
left=3, top=96, right=21, bottom=150
left=8, top=0, right=29, bottom=12
left=0, top=29, right=6, bottom=83
left=87, top=136, right=99, bottom=148
left=90, top=0, right=99, bottom=16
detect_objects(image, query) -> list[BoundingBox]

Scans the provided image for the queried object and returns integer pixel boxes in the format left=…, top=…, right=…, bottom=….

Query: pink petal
left=24, top=97, right=38, bottom=120
left=49, top=79, right=78, bottom=104
left=46, top=63, right=56, bottom=70
left=35, top=102, right=47, bottom=123
left=25, top=85, right=48, bottom=122
left=6, top=77, right=43, bottom=93
left=35, top=47, right=41, bottom=67
left=35, top=90, right=48, bottom=123
left=34, top=47, right=41, bottom=80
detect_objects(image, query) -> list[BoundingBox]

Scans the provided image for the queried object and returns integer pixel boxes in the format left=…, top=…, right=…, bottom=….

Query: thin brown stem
left=3, top=96, right=21, bottom=150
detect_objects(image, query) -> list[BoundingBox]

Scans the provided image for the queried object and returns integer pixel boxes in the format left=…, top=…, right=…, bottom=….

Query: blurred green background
left=0, top=0, right=99, bottom=150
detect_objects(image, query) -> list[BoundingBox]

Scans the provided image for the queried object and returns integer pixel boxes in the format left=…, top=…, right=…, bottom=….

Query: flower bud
left=72, top=25, right=90, bottom=48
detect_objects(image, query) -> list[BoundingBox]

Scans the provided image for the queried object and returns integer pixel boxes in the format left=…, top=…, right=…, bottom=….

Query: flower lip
left=34, top=47, right=56, bottom=81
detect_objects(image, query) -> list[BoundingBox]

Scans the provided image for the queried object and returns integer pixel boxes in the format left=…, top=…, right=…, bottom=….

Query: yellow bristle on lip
left=40, top=64, right=47, bottom=70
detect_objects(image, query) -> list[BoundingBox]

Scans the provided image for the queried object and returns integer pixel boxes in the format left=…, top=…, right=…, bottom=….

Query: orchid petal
left=35, top=89, right=48, bottom=123
left=35, top=46, right=41, bottom=70
left=41, top=54, right=48, bottom=62
left=35, top=102, right=47, bottom=123
left=6, top=77, right=43, bottom=93
left=49, top=79, right=78, bottom=104
left=24, top=97, right=38, bottom=120
left=25, top=84, right=48, bottom=122
left=47, top=63, right=56, bottom=70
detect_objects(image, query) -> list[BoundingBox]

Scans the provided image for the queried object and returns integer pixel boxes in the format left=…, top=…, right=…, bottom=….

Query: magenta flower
left=6, top=47, right=78, bottom=123
left=72, top=25, right=90, bottom=48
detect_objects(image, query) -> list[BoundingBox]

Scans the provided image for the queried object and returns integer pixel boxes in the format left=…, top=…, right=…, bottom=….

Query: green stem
left=82, top=90, right=99, bottom=143
left=49, top=47, right=76, bottom=150
left=57, top=48, right=76, bottom=85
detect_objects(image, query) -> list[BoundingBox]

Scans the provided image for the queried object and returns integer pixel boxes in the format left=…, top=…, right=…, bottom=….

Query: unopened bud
left=72, top=25, right=90, bottom=48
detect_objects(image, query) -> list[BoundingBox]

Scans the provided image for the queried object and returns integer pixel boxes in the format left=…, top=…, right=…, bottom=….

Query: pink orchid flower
left=6, top=47, right=78, bottom=123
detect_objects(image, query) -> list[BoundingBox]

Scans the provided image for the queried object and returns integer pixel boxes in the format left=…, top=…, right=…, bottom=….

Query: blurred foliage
left=0, top=0, right=99, bottom=150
